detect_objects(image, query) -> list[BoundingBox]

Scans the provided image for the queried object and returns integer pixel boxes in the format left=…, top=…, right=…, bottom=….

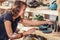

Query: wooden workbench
left=16, top=30, right=60, bottom=40
left=16, top=26, right=60, bottom=40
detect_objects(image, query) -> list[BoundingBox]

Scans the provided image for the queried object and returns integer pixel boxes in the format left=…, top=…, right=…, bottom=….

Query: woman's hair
left=11, top=1, right=27, bottom=17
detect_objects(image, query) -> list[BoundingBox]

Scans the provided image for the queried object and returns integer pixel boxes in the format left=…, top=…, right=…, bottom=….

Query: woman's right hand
left=23, top=28, right=36, bottom=36
left=47, top=21, right=53, bottom=25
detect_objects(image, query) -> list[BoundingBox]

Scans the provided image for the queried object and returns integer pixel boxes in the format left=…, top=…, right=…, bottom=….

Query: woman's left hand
left=23, top=28, right=36, bottom=36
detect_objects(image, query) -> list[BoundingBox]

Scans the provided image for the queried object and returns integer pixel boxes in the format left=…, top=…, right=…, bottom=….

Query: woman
left=0, top=1, right=52, bottom=40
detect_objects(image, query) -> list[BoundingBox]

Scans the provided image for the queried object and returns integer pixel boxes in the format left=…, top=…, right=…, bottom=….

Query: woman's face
left=13, top=5, right=26, bottom=19
left=19, top=5, right=26, bottom=16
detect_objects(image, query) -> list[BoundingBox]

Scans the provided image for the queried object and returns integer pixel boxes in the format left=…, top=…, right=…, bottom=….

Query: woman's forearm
left=22, top=19, right=48, bottom=26
left=26, top=21, right=47, bottom=26
left=9, top=33, right=23, bottom=39
left=4, top=21, right=23, bottom=39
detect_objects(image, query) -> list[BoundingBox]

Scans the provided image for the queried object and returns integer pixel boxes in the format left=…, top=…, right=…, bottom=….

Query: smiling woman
left=0, top=1, right=28, bottom=40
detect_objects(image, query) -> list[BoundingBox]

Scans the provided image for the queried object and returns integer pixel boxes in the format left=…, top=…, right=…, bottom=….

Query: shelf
left=0, top=6, right=11, bottom=9
left=25, top=6, right=58, bottom=16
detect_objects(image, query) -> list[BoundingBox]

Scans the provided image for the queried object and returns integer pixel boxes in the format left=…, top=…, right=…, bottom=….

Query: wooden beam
left=57, top=0, right=60, bottom=23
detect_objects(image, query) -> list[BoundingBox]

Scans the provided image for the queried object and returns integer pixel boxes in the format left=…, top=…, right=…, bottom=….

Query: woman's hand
left=23, top=28, right=36, bottom=36
left=45, top=19, right=53, bottom=25
left=47, top=21, right=53, bottom=25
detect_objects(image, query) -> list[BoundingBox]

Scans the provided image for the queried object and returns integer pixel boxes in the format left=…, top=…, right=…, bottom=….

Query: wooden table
left=16, top=26, right=60, bottom=40
left=16, top=30, right=60, bottom=40
left=34, top=30, right=60, bottom=40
